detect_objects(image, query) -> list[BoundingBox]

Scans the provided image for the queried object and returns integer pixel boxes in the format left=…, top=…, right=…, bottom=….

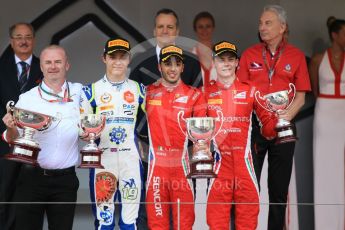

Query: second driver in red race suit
left=205, top=41, right=278, bottom=230
left=145, top=45, right=206, bottom=230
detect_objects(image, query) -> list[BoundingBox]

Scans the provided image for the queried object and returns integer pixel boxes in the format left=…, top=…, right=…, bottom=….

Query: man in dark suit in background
left=130, top=8, right=202, bottom=88
left=0, top=22, right=43, bottom=230
left=129, top=8, right=202, bottom=229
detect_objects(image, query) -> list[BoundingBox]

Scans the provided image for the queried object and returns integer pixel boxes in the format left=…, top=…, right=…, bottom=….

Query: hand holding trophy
left=177, top=110, right=223, bottom=178
left=4, top=101, right=56, bottom=165
left=255, top=83, right=297, bottom=144
left=79, top=114, right=106, bottom=168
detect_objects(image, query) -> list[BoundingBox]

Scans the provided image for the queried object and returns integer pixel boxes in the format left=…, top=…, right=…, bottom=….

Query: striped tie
left=18, top=61, right=29, bottom=92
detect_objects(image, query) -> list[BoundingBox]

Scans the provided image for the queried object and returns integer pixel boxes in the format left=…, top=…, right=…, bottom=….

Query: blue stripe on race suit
left=133, top=135, right=145, bottom=184
left=89, top=168, right=106, bottom=229
left=82, top=83, right=97, bottom=108
left=131, top=136, right=145, bottom=228
left=137, top=159, right=145, bottom=227
left=137, top=83, right=146, bottom=112
left=135, top=82, right=145, bottom=102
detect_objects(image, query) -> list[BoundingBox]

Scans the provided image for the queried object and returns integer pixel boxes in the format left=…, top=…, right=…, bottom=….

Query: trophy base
left=4, top=143, right=40, bottom=166
left=275, top=124, right=297, bottom=145
left=187, top=159, right=217, bottom=179
left=79, top=150, right=104, bottom=169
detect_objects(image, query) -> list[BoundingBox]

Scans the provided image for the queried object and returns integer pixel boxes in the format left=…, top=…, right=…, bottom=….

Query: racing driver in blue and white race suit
left=81, top=38, right=145, bottom=229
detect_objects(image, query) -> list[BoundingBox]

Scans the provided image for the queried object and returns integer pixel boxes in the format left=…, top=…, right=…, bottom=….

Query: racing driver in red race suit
left=145, top=45, right=206, bottom=230
left=205, top=41, right=278, bottom=230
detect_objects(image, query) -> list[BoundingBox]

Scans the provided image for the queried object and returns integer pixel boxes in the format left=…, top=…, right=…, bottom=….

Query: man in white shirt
left=2, top=45, right=82, bottom=230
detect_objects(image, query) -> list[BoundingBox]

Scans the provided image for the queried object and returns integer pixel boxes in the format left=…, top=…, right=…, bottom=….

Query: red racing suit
left=205, top=79, right=277, bottom=230
left=145, top=80, right=206, bottom=230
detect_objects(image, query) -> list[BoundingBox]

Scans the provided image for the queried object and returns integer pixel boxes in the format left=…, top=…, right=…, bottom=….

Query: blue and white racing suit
left=81, top=76, right=145, bottom=229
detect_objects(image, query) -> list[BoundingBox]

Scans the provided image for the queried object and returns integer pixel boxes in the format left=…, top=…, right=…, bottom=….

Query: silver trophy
left=5, top=101, right=56, bottom=165
left=178, top=110, right=223, bottom=178
left=79, top=114, right=106, bottom=168
left=255, top=83, right=297, bottom=144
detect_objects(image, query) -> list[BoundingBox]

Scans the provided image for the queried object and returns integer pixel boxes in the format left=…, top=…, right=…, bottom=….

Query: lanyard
left=38, top=83, right=73, bottom=103
left=262, top=45, right=284, bottom=83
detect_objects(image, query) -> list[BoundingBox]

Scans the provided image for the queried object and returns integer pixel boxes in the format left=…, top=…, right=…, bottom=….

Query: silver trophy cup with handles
left=79, top=114, right=106, bottom=168
left=5, top=101, right=56, bottom=165
left=255, top=83, right=297, bottom=144
left=178, top=110, right=223, bottom=178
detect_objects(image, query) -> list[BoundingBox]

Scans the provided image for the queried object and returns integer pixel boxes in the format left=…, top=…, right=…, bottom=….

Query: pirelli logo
left=161, top=46, right=182, bottom=55
left=108, top=39, right=129, bottom=48
left=148, top=100, right=162, bottom=106
left=208, top=99, right=223, bottom=105
left=215, top=42, right=236, bottom=51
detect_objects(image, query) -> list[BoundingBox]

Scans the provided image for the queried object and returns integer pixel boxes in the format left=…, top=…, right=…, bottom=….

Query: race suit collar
left=216, top=77, right=238, bottom=90
left=103, top=74, right=127, bottom=86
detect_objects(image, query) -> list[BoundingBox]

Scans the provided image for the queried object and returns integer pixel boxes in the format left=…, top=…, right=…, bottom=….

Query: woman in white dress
left=309, top=16, right=345, bottom=230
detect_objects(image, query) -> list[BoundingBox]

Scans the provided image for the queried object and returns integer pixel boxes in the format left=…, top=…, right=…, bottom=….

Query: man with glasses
left=0, top=22, right=43, bottom=230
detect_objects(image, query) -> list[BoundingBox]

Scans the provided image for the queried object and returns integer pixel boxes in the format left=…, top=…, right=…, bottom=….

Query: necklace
left=334, top=54, right=341, bottom=60
left=331, top=49, right=344, bottom=60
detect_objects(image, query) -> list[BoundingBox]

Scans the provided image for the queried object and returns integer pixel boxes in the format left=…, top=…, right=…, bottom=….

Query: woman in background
left=309, top=16, right=345, bottom=230
left=192, top=11, right=217, bottom=87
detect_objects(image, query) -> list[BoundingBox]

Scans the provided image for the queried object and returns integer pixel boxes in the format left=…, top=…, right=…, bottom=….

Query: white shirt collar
left=156, top=45, right=161, bottom=63
left=15, top=54, right=32, bottom=66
